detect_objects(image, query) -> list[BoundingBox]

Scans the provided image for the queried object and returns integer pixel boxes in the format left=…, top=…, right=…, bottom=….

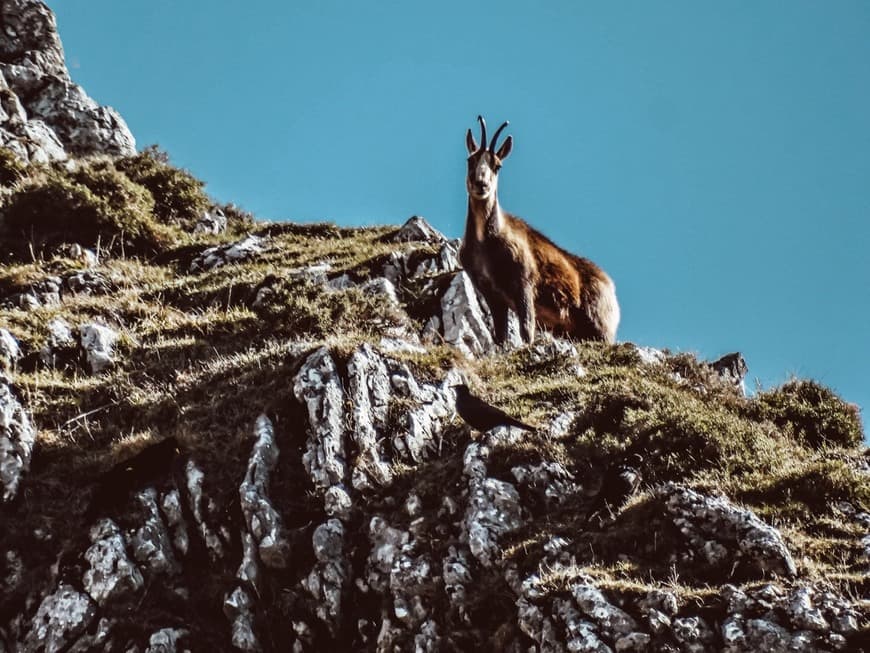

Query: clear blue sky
left=48, top=1, right=870, bottom=420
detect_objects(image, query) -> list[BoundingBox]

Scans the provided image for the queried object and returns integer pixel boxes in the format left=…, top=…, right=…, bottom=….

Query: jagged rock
left=657, top=483, right=797, bottom=577
left=552, top=597, right=609, bottom=652
left=128, top=488, right=179, bottom=577
left=190, top=234, right=265, bottom=272
left=39, top=317, right=74, bottom=367
left=21, top=583, right=97, bottom=653
left=0, top=375, right=35, bottom=502
left=79, top=323, right=118, bottom=373
left=431, top=271, right=495, bottom=357
left=709, top=352, right=749, bottom=395
left=511, top=460, right=578, bottom=508
left=462, top=442, right=523, bottom=567
left=83, top=518, right=144, bottom=606
left=572, top=583, right=638, bottom=638
left=391, top=364, right=459, bottom=464
left=64, top=270, right=109, bottom=295
left=239, top=415, right=289, bottom=568
left=346, top=344, right=393, bottom=490
left=160, top=489, right=189, bottom=556
left=671, top=615, right=714, bottom=652
left=361, top=276, right=400, bottom=305
left=635, top=346, right=665, bottom=366
left=615, top=632, right=651, bottom=652
left=787, top=587, right=829, bottom=632
left=389, top=216, right=447, bottom=244
left=224, top=586, right=260, bottom=652
left=0, top=328, right=21, bottom=373
left=144, top=628, right=189, bottom=653
left=0, top=0, right=135, bottom=161
left=302, top=519, right=349, bottom=633
left=194, top=207, right=227, bottom=234
left=184, top=459, right=225, bottom=560
left=53, top=243, right=98, bottom=267
left=293, top=347, right=347, bottom=494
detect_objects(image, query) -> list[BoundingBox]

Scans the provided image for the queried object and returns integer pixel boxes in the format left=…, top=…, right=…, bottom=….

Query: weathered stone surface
left=302, top=519, right=349, bottom=633
left=0, top=0, right=135, bottom=162
left=389, top=216, right=447, bottom=244
left=190, top=234, right=266, bottom=272
left=239, top=414, right=289, bottom=568
left=128, top=488, right=179, bottom=577
left=0, top=328, right=22, bottom=372
left=194, top=207, right=227, bottom=234
left=83, top=518, right=144, bottom=606
left=0, top=375, right=35, bottom=501
left=184, top=459, right=225, bottom=560
left=293, top=347, right=347, bottom=493
left=144, top=628, right=189, bottom=653
left=79, top=322, right=118, bottom=374
left=21, top=583, right=97, bottom=653
left=39, top=316, right=74, bottom=367
left=346, top=344, right=393, bottom=490
left=709, top=352, right=749, bottom=395
left=433, top=271, right=495, bottom=357
left=224, top=586, right=260, bottom=652
left=657, top=483, right=797, bottom=577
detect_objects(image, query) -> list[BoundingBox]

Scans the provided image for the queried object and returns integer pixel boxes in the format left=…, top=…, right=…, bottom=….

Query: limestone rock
left=657, top=483, right=797, bottom=577
left=39, top=317, right=74, bottom=368
left=0, top=375, right=35, bottom=501
left=239, top=414, right=289, bottom=568
left=0, top=328, right=21, bottom=373
left=0, top=0, right=136, bottom=162
left=21, top=583, right=97, bottom=653
left=128, top=488, right=179, bottom=577
left=434, top=271, right=495, bottom=357
left=79, top=322, right=119, bottom=374
left=389, top=216, right=447, bottom=244
left=190, top=234, right=265, bottom=272
left=293, top=347, right=347, bottom=494
left=83, top=518, right=144, bottom=605
left=302, top=519, right=349, bottom=633
left=194, top=207, right=227, bottom=234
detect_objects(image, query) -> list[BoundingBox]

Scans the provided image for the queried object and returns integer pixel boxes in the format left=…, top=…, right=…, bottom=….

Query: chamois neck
left=465, top=194, right=501, bottom=242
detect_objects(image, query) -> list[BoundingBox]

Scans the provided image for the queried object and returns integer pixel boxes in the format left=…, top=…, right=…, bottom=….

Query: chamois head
left=466, top=115, right=513, bottom=200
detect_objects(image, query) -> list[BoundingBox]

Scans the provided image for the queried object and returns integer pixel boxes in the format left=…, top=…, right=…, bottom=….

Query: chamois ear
left=496, top=135, right=513, bottom=161
left=466, top=129, right=478, bottom=154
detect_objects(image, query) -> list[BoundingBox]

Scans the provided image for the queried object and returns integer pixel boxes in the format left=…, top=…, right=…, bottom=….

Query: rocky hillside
left=1, top=3, right=868, bottom=652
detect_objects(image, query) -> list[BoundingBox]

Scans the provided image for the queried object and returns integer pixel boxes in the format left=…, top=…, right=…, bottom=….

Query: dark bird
left=452, top=384, right=536, bottom=433
left=585, top=453, right=643, bottom=524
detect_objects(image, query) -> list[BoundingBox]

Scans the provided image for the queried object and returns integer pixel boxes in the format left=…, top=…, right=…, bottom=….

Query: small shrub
left=753, top=380, right=864, bottom=448
left=115, top=146, right=209, bottom=229
left=3, top=162, right=177, bottom=254
left=0, top=147, right=26, bottom=186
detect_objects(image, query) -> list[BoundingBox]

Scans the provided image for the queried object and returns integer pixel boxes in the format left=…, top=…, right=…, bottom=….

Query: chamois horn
left=490, top=120, right=509, bottom=152
left=477, top=115, right=487, bottom=153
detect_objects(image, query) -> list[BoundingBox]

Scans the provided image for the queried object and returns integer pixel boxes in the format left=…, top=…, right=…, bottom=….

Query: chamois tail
left=584, top=275, right=620, bottom=344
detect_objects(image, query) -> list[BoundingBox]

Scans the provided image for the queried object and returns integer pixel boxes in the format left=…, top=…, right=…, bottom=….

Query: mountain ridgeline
left=0, top=2, right=867, bottom=651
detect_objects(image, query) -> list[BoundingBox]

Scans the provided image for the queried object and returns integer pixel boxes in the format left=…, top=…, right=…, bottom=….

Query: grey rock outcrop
left=0, top=0, right=135, bottom=162
left=190, top=234, right=266, bottom=272
left=21, top=583, right=97, bottom=653
left=657, top=483, right=797, bottom=578
left=0, top=374, right=35, bottom=501
left=0, top=327, right=21, bottom=372
left=388, top=216, right=447, bottom=244
left=239, top=414, right=289, bottom=568
left=79, top=322, right=118, bottom=374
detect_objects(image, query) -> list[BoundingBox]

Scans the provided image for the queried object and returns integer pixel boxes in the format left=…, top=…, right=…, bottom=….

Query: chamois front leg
left=479, top=286, right=511, bottom=346
left=516, top=279, right=536, bottom=344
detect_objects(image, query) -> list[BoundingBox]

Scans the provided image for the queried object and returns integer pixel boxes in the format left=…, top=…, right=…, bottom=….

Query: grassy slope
left=0, top=151, right=867, bottom=644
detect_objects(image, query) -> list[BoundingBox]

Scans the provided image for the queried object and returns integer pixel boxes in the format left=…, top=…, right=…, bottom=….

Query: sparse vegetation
left=115, top=146, right=210, bottom=230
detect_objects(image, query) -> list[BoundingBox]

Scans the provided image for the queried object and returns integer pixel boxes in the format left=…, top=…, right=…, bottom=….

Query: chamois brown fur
left=460, top=116, right=619, bottom=345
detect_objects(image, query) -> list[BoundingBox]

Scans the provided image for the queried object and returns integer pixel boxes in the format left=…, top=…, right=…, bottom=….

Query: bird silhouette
left=585, top=453, right=643, bottom=524
left=452, top=384, right=536, bottom=433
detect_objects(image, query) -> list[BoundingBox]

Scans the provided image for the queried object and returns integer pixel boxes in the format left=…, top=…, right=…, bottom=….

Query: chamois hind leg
left=516, top=280, right=536, bottom=344
left=479, top=286, right=511, bottom=346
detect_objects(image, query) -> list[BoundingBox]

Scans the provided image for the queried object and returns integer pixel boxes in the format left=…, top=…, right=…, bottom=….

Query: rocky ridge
left=0, top=2, right=868, bottom=651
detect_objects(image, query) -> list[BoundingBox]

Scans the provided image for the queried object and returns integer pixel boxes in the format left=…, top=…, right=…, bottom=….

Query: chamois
left=459, top=115, right=620, bottom=345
